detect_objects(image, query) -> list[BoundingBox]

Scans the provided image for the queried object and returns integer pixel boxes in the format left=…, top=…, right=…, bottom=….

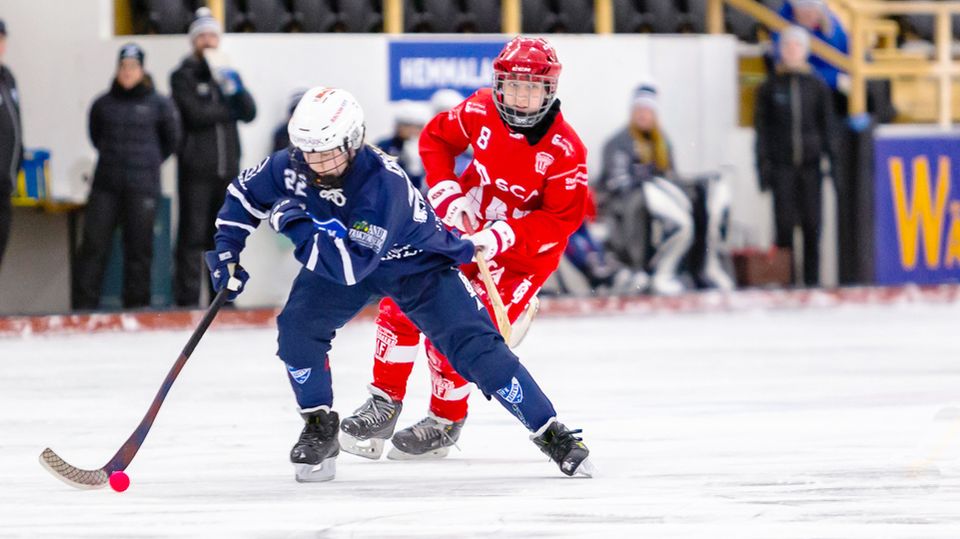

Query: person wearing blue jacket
left=773, top=0, right=848, bottom=93
left=206, top=87, right=593, bottom=482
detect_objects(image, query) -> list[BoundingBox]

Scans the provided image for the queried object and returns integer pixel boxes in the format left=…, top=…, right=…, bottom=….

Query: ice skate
left=531, top=419, right=594, bottom=478
left=387, top=414, right=465, bottom=460
left=290, top=407, right=340, bottom=482
left=339, top=385, right=403, bottom=460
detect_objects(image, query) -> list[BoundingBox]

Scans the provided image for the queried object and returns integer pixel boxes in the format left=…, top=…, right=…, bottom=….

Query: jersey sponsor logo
left=534, top=152, right=554, bottom=175
left=496, top=377, right=524, bottom=404
left=374, top=326, right=398, bottom=362
left=287, top=365, right=312, bottom=385
left=512, top=278, right=532, bottom=305
left=349, top=221, right=388, bottom=252
left=551, top=134, right=574, bottom=157
left=381, top=244, right=423, bottom=261
left=456, top=269, right=485, bottom=311
left=311, top=217, right=347, bottom=239
left=318, top=187, right=346, bottom=207
left=474, top=158, right=540, bottom=205
left=464, top=101, right=487, bottom=115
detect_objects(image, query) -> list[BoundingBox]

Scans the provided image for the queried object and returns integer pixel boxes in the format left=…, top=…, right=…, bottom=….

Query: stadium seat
left=645, top=0, right=682, bottom=33
left=554, top=0, right=595, bottom=34
left=291, top=0, right=340, bottom=32
left=725, top=5, right=759, bottom=42
left=337, top=0, right=383, bottom=32
left=461, top=0, right=501, bottom=33
left=404, top=0, right=462, bottom=33
left=242, top=0, right=296, bottom=32
left=134, top=0, right=199, bottom=34
left=613, top=0, right=647, bottom=33
left=683, top=0, right=706, bottom=33
left=521, top=0, right=562, bottom=33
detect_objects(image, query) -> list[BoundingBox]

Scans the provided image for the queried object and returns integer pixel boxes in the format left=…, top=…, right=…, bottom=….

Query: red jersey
left=419, top=88, right=588, bottom=275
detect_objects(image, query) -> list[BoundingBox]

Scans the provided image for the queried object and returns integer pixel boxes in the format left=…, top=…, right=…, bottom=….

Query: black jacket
left=754, top=67, right=835, bottom=175
left=0, top=64, right=23, bottom=193
left=170, top=54, right=256, bottom=181
left=89, top=76, right=181, bottom=195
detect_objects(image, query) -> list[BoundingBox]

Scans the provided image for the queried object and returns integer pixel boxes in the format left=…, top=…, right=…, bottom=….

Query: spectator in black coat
left=0, top=19, right=22, bottom=271
left=755, top=26, right=835, bottom=287
left=170, top=8, right=256, bottom=306
left=74, top=43, right=181, bottom=310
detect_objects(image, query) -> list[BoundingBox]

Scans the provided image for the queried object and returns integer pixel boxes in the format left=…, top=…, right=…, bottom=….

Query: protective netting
left=39, top=448, right=109, bottom=489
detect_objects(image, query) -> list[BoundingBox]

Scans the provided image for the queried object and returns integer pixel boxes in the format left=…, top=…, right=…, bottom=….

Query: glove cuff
left=490, top=220, right=516, bottom=255
left=427, top=179, right=462, bottom=217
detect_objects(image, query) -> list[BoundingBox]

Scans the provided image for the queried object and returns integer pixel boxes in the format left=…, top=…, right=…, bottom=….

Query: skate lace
left=543, top=428, right=583, bottom=462
left=410, top=417, right=460, bottom=450
left=353, top=397, right=394, bottom=427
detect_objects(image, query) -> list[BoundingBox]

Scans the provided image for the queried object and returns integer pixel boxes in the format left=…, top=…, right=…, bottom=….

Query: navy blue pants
left=276, top=264, right=556, bottom=432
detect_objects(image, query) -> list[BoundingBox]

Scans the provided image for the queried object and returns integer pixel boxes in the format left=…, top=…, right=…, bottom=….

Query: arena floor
left=2, top=299, right=959, bottom=537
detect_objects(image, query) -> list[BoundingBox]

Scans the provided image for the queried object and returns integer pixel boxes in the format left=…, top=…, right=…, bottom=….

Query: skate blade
left=573, top=457, right=597, bottom=478
left=339, top=432, right=386, bottom=460
left=386, top=446, right=450, bottom=461
left=294, top=457, right=336, bottom=483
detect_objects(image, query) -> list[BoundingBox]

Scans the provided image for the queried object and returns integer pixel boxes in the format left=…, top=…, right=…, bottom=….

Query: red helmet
left=492, top=37, right=562, bottom=128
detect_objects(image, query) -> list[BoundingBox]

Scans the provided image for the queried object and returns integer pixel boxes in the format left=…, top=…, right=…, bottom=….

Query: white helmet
left=429, top=89, right=465, bottom=115
left=288, top=87, right=366, bottom=154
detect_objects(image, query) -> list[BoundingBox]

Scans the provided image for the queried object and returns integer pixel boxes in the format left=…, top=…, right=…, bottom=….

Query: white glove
left=427, top=179, right=479, bottom=233
left=463, top=221, right=515, bottom=260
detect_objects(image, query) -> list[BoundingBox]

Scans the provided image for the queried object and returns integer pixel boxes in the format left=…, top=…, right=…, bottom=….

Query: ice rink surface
left=2, top=300, right=960, bottom=538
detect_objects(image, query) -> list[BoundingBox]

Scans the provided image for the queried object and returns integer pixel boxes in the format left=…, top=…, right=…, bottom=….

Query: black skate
left=387, top=414, right=465, bottom=460
left=532, top=420, right=595, bottom=477
left=339, top=385, right=402, bottom=460
left=290, top=407, right=340, bottom=482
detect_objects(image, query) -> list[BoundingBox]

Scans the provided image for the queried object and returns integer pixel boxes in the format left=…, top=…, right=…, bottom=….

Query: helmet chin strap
left=289, top=146, right=358, bottom=190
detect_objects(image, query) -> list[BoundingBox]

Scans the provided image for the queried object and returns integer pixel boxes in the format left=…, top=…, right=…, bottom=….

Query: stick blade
left=39, top=448, right=109, bottom=489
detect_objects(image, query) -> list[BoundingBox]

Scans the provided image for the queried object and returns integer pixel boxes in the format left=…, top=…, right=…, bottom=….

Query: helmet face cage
left=493, top=72, right=558, bottom=128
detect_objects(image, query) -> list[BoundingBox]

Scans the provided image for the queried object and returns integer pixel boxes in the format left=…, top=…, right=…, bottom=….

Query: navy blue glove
left=217, top=68, right=244, bottom=96
left=269, top=198, right=312, bottom=234
left=204, top=250, right=250, bottom=301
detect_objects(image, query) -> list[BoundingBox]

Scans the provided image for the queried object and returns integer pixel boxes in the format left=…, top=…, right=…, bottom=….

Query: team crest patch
left=348, top=221, right=388, bottom=251
left=534, top=152, right=554, bottom=175
left=287, top=365, right=312, bottom=384
left=496, top=377, right=524, bottom=404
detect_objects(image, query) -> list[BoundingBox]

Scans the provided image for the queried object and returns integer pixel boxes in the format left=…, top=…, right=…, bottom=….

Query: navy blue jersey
left=214, top=145, right=475, bottom=285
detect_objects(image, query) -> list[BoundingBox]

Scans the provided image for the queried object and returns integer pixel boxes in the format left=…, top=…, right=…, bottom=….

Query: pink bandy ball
left=108, top=471, right=130, bottom=492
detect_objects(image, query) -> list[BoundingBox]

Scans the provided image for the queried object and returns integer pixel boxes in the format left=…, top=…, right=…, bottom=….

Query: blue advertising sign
left=388, top=40, right=507, bottom=101
left=874, top=135, right=960, bottom=285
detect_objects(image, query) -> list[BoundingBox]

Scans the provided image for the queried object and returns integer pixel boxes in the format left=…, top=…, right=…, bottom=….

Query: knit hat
left=189, top=7, right=222, bottom=42
left=118, top=43, right=145, bottom=66
left=791, top=0, right=825, bottom=9
left=631, top=83, right=659, bottom=112
left=780, top=25, right=811, bottom=54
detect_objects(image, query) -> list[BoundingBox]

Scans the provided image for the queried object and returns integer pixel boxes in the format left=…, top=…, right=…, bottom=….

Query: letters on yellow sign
left=888, top=156, right=952, bottom=270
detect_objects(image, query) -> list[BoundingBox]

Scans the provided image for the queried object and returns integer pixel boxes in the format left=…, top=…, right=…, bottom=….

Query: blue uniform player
left=205, top=87, right=593, bottom=481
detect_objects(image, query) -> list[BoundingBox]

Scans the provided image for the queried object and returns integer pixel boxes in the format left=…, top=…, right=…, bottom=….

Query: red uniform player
left=340, top=36, right=589, bottom=460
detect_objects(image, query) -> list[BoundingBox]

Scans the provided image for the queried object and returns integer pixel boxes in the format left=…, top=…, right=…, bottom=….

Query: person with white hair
left=170, top=7, right=257, bottom=307
left=374, top=100, right=432, bottom=189
left=755, top=25, right=835, bottom=287
left=773, top=0, right=849, bottom=95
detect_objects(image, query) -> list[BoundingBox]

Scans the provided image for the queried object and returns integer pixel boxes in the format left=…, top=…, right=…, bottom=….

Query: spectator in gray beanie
left=74, top=43, right=181, bottom=310
left=170, top=7, right=256, bottom=307
left=0, top=18, right=22, bottom=271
